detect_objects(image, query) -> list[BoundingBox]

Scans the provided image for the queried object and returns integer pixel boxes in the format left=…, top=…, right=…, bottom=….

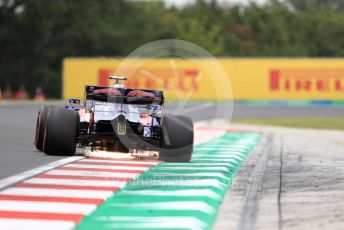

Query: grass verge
left=233, top=117, right=344, bottom=131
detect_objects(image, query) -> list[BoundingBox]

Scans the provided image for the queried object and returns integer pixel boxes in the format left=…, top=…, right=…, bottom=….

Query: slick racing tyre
left=34, top=105, right=51, bottom=151
left=159, top=114, right=194, bottom=162
left=43, top=107, right=79, bottom=156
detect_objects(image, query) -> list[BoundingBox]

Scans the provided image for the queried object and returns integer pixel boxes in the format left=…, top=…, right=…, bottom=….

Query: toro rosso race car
left=34, top=76, right=194, bottom=162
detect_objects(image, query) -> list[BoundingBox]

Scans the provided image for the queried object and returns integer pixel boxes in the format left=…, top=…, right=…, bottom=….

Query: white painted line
left=193, top=158, right=240, bottom=163
left=137, top=179, right=226, bottom=189
left=25, top=178, right=127, bottom=188
left=194, top=150, right=247, bottom=154
left=0, top=219, right=74, bottom=230
left=207, top=141, right=254, bottom=144
left=0, top=157, right=84, bottom=190
left=45, top=170, right=140, bottom=179
left=163, top=162, right=235, bottom=167
left=216, top=152, right=247, bottom=157
left=120, top=189, right=222, bottom=200
left=80, top=159, right=158, bottom=165
left=195, top=148, right=247, bottom=152
left=0, top=187, right=113, bottom=199
left=148, top=172, right=229, bottom=180
left=0, top=200, right=96, bottom=214
left=193, top=153, right=246, bottom=158
left=227, top=145, right=253, bottom=149
left=157, top=165, right=231, bottom=170
left=155, top=166, right=231, bottom=173
left=229, top=155, right=246, bottom=160
left=65, top=163, right=149, bottom=171
left=193, top=154, right=245, bottom=160
left=110, top=201, right=215, bottom=215
left=104, top=222, right=202, bottom=230
left=235, top=141, right=258, bottom=144
left=95, top=216, right=207, bottom=230
left=196, top=151, right=247, bottom=156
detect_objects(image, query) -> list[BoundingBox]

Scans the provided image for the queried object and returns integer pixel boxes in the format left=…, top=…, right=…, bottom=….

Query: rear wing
left=84, top=86, right=164, bottom=105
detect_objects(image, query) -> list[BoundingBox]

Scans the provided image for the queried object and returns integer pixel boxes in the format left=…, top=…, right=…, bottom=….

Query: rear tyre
left=34, top=106, right=51, bottom=151
left=43, top=107, right=79, bottom=156
left=159, top=114, right=194, bottom=162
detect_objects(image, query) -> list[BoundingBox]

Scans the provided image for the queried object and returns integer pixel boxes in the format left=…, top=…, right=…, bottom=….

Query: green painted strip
left=75, top=133, right=260, bottom=230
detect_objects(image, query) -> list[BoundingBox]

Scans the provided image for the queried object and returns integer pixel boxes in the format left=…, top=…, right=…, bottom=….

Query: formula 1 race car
left=34, top=76, right=194, bottom=162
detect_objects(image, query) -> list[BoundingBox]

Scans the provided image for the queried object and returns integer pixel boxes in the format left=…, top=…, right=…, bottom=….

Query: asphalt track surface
left=0, top=102, right=343, bottom=230
left=0, top=102, right=343, bottom=180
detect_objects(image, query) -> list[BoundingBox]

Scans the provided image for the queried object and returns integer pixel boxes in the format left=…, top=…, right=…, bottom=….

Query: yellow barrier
left=63, top=58, right=344, bottom=100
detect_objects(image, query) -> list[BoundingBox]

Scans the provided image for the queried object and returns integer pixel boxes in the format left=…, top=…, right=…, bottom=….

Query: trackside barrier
left=63, top=58, right=344, bottom=101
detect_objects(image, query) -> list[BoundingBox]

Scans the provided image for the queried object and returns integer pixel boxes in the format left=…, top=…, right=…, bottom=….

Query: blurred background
left=0, top=0, right=344, bottom=129
left=1, top=0, right=344, bottom=97
left=1, top=2, right=343, bottom=228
